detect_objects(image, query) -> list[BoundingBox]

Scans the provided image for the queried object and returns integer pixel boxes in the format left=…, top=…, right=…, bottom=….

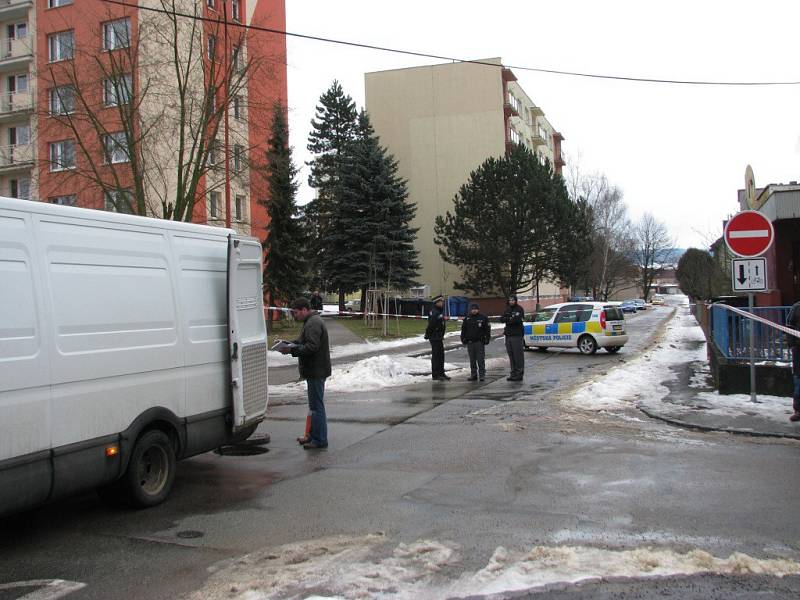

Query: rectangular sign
left=731, top=257, right=767, bottom=292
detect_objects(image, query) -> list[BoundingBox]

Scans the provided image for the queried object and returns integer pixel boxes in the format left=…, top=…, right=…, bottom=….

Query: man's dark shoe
left=303, top=441, right=328, bottom=450
left=468, top=375, right=478, bottom=381
left=790, top=412, right=800, bottom=422
left=296, top=436, right=311, bottom=445
left=506, top=376, right=523, bottom=381
left=479, top=377, right=485, bottom=381
left=441, top=374, right=451, bottom=380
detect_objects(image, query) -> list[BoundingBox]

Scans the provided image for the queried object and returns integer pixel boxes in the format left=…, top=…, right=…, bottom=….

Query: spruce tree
left=341, top=111, right=419, bottom=305
left=306, top=81, right=358, bottom=306
left=262, top=104, right=307, bottom=309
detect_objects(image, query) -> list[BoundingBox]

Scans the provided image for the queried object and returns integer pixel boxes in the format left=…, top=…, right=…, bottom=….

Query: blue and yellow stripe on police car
left=523, top=322, right=618, bottom=335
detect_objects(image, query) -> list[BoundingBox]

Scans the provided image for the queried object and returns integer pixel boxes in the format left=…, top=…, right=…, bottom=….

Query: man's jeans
left=307, top=377, right=328, bottom=447
left=467, top=340, right=486, bottom=378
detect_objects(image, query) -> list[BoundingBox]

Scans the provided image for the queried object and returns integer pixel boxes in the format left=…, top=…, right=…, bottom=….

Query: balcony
left=531, top=132, right=547, bottom=147
left=530, top=105, right=544, bottom=118
left=0, top=0, right=32, bottom=21
left=0, top=88, right=33, bottom=121
left=0, top=142, right=33, bottom=172
left=0, top=36, right=32, bottom=71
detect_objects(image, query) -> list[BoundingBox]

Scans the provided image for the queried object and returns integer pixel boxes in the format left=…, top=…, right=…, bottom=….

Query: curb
left=636, top=405, right=800, bottom=441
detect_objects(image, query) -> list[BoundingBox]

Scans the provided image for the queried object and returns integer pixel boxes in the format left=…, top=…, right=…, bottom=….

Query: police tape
left=264, top=306, right=509, bottom=322
left=709, top=303, right=800, bottom=339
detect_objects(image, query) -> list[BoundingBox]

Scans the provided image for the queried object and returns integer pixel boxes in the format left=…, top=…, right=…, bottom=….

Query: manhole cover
left=176, top=530, right=204, bottom=539
left=215, top=444, right=270, bottom=456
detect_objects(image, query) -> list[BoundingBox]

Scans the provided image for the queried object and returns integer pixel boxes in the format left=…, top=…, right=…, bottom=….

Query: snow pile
left=188, top=535, right=800, bottom=600
left=567, top=310, right=706, bottom=411
left=454, top=545, right=800, bottom=596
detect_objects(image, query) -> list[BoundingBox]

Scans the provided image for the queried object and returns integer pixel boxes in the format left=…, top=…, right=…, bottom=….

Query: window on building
left=103, top=132, right=129, bottom=164
left=209, top=191, right=220, bottom=219
left=233, top=144, right=244, bottom=171
left=231, top=45, right=242, bottom=72
left=10, top=177, right=30, bottom=200
left=232, top=0, right=240, bottom=21
left=10, top=124, right=30, bottom=145
left=233, top=95, right=243, bottom=120
left=206, top=140, right=220, bottom=166
left=206, top=0, right=214, bottom=8
left=207, top=34, right=216, bottom=60
left=10, top=22, right=27, bottom=40
left=48, top=0, right=73, bottom=7
left=48, top=30, right=74, bottom=62
left=11, top=73, right=28, bottom=93
left=49, top=194, right=77, bottom=206
left=103, top=18, right=131, bottom=51
left=104, top=189, right=133, bottom=213
left=235, top=194, right=244, bottom=221
left=49, top=84, right=75, bottom=114
left=49, top=139, right=75, bottom=171
left=509, top=128, right=520, bottom=145
left=104, top=73, right=132, bottom=106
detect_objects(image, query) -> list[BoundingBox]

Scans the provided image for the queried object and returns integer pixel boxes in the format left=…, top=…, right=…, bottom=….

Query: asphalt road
left=2, top=305, right=799, bottom=599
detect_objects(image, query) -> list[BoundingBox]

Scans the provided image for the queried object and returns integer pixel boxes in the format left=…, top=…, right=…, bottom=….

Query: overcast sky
left=284, top=0, right=800, bottom=249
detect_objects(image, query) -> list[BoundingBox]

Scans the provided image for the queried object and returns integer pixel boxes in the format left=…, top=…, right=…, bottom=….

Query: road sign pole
left=748, top=292, right=758, bottom=403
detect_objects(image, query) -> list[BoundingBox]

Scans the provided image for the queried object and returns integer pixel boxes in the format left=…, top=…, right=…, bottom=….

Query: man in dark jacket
left=502, top=296, right=526, bottom=381
left=309, top=290, right=324, bottom=311
left=425, top=295, right=449, bottom=380
left=787, top=299, right=800, bottom=422
left=282, top=297, right=331, bottom=449
left=461, top=302, right=490, bottom=381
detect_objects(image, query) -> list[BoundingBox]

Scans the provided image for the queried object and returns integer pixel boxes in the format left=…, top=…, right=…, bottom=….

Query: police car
left=523, top=302, right=628, bottom=354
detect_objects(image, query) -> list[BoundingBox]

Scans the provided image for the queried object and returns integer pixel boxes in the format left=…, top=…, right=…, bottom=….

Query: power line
left=102, top=0, right=800, bottom=87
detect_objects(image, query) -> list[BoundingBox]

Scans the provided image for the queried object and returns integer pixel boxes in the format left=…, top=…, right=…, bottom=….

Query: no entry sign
left=724, top=210, right=774, bottom=257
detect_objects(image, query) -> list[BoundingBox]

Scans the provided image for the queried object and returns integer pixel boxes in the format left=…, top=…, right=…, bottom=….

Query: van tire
left=123, top=429, right=176, bottom=508
left=577, top=335, right=598, bottom=355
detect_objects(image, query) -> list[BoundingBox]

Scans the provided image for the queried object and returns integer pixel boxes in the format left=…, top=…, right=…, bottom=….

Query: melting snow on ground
left=567, top=306, right=707, bottom=412
left=187, top=534, right=800, bottom=600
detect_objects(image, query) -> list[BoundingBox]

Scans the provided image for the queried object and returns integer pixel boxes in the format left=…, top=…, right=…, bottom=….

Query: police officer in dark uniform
left=425, top=295, right=449, bottom=380
left=461, top=302, right=490, bottom=381
left=502, top=296, right=525, bottom=381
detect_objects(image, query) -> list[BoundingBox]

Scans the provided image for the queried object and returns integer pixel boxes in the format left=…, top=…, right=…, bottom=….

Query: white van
left=523, top=301, right=628, bottom=354
left=0, top=197, right=268, bottom=516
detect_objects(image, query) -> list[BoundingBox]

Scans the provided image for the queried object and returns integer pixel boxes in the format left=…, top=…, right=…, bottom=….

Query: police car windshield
left=533, top=308, right=557, bottom=322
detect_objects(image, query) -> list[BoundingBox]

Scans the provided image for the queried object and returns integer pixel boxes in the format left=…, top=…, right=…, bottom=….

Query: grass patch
left=338, top=317, right=429, bottom=341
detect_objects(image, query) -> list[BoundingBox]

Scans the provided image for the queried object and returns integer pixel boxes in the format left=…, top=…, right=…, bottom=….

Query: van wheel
left=124, top=429, right=176, bottom=508
left=606, top=346, right=622, bottom=353
left=577, top=335, right=598, bottom=355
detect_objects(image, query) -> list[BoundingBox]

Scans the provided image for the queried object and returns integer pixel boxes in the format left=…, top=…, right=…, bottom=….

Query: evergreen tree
left=306, top=81, right=358, bottom=305
left=434, top=143, right=572, bottom=299
left=261, top=104, right=307, bottom=308
left=341, top=111, right=420, bottom=305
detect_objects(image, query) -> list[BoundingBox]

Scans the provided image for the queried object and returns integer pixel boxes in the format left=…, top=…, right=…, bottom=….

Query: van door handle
left=232, top=342, right=238, bottom=360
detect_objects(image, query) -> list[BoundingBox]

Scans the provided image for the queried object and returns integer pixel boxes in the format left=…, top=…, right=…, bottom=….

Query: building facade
left=365, top=58, right=566, bottom=298
left=1, top=0, right=286, bottom=241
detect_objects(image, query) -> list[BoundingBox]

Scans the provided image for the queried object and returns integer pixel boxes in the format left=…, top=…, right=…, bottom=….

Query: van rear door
left=227, top=234, right=268, bottom=432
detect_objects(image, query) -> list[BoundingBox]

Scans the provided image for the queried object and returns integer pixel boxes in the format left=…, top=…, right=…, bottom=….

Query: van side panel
left=38, top=216, right=186, bottom=452
left=0, top=210, right=52, bottom=511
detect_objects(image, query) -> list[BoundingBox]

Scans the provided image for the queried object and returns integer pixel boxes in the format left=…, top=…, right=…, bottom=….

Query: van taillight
left=600, top=311, right=606, bottom=329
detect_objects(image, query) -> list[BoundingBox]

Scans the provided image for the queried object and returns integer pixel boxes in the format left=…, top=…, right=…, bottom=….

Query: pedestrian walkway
left=637, top=360, right=800, bottom=440
left=324, top=318, right=364, bottom=347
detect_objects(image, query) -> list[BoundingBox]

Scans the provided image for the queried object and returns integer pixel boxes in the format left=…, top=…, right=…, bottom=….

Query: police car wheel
left=577, top=335, right=598, bottom=355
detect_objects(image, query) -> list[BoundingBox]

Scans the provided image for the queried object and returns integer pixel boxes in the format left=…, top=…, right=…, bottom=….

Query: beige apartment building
left=365, top=58, right=566, bottom=299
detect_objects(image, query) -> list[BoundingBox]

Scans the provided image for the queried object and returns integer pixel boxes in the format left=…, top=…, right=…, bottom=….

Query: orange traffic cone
left=297, top=412, right=312, bottom=444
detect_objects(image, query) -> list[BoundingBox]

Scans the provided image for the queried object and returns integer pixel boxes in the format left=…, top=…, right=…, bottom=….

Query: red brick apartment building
left=0, top=0, right=286, bottom=241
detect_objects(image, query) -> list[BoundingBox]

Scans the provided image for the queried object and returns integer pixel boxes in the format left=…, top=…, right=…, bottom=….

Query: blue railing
left=710, top=305, right=791, bottom=362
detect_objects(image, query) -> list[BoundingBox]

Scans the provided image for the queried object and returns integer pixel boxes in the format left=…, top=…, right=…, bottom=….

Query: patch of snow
left=694, top=390, right=796, bottom=421
left=188, top=535, right=800, bottom=600
left=566, top=311, right=707, bottom=412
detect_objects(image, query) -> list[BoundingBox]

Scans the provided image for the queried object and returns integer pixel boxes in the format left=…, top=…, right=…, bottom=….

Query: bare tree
left=39, top=1, right=261, bottom=220
left=633, top=213, right=674, bottom=301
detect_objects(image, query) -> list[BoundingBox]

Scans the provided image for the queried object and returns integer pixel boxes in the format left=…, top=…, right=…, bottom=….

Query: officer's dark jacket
left=461, top=313, right=490, bottom=344
left=502, top=303, right=525, bottom=337
left=425, top=305, right=446, bottom=341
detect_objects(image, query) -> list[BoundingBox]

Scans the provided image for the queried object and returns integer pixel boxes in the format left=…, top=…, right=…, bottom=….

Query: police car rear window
left=604, top=307, right=624, bottom=321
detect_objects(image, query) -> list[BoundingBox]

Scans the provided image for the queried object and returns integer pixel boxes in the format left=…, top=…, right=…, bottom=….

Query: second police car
left=523, top=302, right=628, bottom=354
